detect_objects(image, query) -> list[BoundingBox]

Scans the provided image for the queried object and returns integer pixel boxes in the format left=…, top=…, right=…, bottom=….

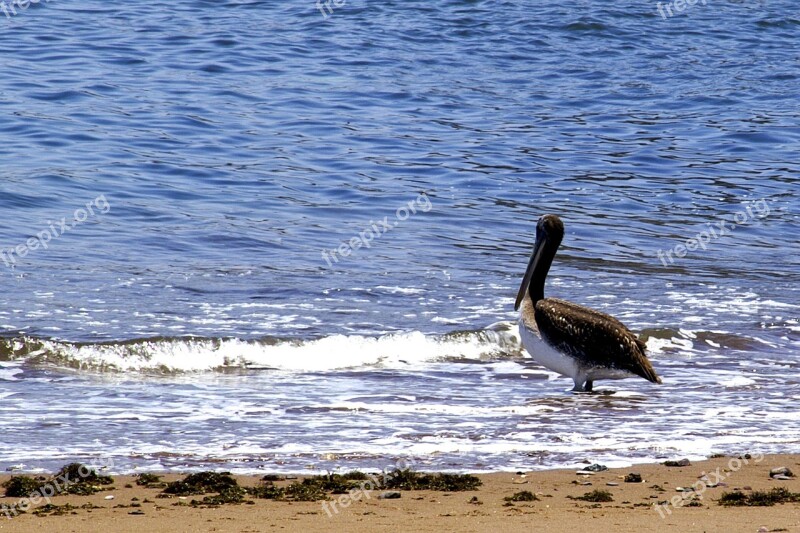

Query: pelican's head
left=534, top=214, right=564, bottom=247
left=514, top=214, right=564, bottom=311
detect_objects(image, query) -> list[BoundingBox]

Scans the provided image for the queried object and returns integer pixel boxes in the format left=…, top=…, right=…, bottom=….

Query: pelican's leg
left=571, top=377, right=588, bottom=392
left=571, top=375, right=594, bottom=393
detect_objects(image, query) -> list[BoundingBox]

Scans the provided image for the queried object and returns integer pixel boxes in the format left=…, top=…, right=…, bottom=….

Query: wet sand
left=1, top=454, right=797, bottom=532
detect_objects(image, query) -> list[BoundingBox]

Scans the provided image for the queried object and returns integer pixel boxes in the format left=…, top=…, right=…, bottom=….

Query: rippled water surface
left=0, top=0, right=798, bottom=473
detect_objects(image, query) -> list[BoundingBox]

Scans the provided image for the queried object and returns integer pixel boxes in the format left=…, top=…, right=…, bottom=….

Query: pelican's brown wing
left=534, top=298, right=661, bottom=384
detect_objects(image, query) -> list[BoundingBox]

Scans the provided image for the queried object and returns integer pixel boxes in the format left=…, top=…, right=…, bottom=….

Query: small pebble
left=769, top=467, right=794, bottom=478
left=606, top=482, right=619, bottom=487
left=104, top=495, right=115, bottom=500
left=664, top=458, right=691, bottom=467
left=624, top=473, right=643, bottom=483
left=772, top=475, right=792, bottom=481
left=584, top=464, right=609, bottom=472
left=378, top=491, right=401, bottom=500
left=576, top=471, right=596, bottom=476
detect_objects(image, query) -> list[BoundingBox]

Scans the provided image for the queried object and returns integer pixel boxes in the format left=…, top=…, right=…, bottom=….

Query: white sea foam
left=17, top=330, right=510, bottom=373
left=719, top=376, right=757, bottom=387
left=645, top=336, right=695, bottom=354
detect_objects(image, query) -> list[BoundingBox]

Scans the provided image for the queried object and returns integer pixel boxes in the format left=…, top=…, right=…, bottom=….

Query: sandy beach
left=1, top=454, right=797, bottom=532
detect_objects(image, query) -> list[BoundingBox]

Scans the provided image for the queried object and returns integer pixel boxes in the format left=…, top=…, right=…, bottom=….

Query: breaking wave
left=0, top=322, right=776, bottom=374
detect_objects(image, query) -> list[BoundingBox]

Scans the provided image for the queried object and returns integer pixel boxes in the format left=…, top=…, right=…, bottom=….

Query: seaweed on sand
left=504, top=491, right=539, bottom=502
left=54, top=463, right=114, bottom=495
left=568, top=489, right=614, bottom=502
left=2, top=463, right=113, bottom=498
left=164, top=468, right=483, bottom=506
left=2, top=476, right=45, bottom=498
left=382, top=470, right=482, bottom=491
left=135, top=473, right=166, bottom=489
left=718, top=488, right=800, bottom=507
left=159, top=472, right=246, bottom=506
left=249, top=472, right=369, bottom=502
left=249, top=469, right=482, bottom=503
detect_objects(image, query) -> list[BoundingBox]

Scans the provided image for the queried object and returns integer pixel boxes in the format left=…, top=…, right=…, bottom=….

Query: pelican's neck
left=528, top=239, right=558, bottom=304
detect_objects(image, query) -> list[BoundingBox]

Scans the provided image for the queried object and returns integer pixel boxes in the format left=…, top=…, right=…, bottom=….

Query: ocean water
left=0, top=0, right=798, bottom=475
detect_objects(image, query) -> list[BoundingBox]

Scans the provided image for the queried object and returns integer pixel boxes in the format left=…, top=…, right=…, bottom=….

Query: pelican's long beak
left=514, top=236, right=546, bottom=311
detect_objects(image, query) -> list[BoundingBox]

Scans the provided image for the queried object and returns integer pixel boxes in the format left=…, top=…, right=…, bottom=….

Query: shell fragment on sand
left=769, top=467, right=794, bottom=479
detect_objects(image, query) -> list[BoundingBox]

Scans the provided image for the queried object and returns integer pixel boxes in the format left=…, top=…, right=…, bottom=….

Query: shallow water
left=0, top=0, right=798, bottom=474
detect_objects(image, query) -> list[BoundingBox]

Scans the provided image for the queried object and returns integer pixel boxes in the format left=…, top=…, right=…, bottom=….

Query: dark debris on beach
left=2, top=463, right=113, bottom=498
left=504, top=490, right=539, bottom=502
left=159, top=472, right=247, bottom=506
left=2, top=465, right=483, bottom=511
left=568, top=489, right=614, bottom=503
left=135, top=473, right=167, bottom=489
left=719, top=487, right=800, bottom=507
left=156, top=469, right=483, bottom=506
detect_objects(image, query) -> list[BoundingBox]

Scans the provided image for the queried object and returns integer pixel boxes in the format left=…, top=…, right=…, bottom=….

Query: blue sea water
left=0, top=0, right=798, bottom=474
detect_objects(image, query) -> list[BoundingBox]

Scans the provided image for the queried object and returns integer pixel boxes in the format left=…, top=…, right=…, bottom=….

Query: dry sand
left=1, top=454, right=798, bottom=533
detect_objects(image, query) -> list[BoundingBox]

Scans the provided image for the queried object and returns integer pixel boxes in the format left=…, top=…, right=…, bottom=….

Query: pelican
left=514, top=214, right=661, bottom=392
